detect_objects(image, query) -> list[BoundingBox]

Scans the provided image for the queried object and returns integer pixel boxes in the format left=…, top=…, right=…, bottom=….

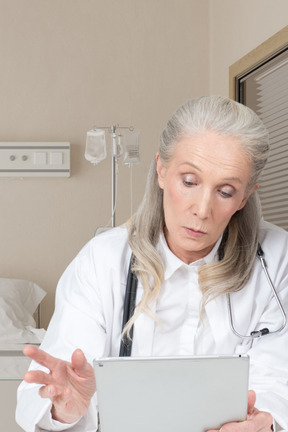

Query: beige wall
left=1, top=0, right=287, bottom=329
left=0, top=0, right=210, bottom=328
left=209, top=0, right=288, bottom=95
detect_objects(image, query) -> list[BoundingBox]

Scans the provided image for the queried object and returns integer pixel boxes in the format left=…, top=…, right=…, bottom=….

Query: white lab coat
left=16, top=220, right=288, bottom=432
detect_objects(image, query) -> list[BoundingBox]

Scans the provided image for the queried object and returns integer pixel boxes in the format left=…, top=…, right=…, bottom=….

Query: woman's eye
left=183, top=180, right=195, bottom=186
left=182, top=175, right=197, bottom=187
left=219, top=189, right=233, bottom=198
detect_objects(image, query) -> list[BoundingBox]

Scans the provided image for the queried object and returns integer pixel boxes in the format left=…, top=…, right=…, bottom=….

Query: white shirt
left=152, top=234, right=220, bottom=356
left=16, top=220, right=288, bottom=432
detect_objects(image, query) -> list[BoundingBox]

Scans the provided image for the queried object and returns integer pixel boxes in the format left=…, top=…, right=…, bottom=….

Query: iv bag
left=85, top=129, right=107, bottom=164
left=123, top=129, right=140, bottom=165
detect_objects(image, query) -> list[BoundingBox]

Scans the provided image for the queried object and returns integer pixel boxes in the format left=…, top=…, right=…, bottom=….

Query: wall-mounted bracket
left=0, top=142, right=70, bottom=177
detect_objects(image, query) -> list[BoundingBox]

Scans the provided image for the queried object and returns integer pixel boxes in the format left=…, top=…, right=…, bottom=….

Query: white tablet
left=94, top=355, right=249, bottom=432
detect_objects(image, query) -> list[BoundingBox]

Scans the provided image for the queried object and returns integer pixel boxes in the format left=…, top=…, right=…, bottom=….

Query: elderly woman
left=16, top=96, right=288, bottom=432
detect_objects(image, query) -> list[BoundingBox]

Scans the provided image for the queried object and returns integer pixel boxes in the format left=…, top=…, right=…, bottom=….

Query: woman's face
left=156, top=131, right=258, bottom=264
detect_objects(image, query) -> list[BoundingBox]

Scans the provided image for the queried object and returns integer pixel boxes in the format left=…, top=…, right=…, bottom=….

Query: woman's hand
left=207, top=390, right=273, bottom=432
left=23, top=345, right=96, bottom=424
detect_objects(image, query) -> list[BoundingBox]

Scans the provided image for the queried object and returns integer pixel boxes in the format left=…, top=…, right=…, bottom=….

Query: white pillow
left=0, top=278, right=46, bottom=343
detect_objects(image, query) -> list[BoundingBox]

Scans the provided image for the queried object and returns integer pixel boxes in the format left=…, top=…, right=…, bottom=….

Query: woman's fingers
left=23, top=346, right=95, bottom=395
left=206, top=389, right=272, bottom=432
left=71, top=349, right=88, bottom=373
left=39, top=384, right=72, bottom=400
left=22, top=346, right=96, bottom=424
left=71, top=349, right=95, bottom=379
left=23, top=345, right=68, bottom=387
left=247, top=390, right=256, bottom=414
left=23, top=345, right=60, bottom=370
left=24, top=369, right=53, bottom=386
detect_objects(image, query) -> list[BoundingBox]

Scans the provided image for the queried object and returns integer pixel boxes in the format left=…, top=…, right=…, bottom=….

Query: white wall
left=0, top=0, right=210, bottom=327
left=209, top=0, right=288, bottom=95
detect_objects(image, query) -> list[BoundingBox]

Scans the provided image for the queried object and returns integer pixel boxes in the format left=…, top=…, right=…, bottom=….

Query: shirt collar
left=158, top=232, right=222, bottom=280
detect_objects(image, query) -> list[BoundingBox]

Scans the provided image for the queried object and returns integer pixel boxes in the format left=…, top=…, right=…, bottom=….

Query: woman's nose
left=191, top=189, right=212, bottom=219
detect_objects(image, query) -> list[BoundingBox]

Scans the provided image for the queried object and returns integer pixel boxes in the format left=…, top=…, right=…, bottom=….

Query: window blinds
left=255, top=57, right=288, bottom=231
left=239, top=50, right=288, bottom=231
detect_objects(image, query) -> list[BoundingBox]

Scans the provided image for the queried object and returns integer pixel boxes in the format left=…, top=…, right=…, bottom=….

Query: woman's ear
left=238, top=184, right=259, bottom=211
left=156, top=153, right=166, bottom=189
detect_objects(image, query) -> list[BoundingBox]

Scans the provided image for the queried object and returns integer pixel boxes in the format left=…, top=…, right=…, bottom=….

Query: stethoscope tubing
left=227, top=245, right=287, bottom=339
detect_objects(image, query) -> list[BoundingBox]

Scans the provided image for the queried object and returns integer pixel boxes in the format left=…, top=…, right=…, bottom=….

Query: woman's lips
left=184, top=227, right=207, bottom=238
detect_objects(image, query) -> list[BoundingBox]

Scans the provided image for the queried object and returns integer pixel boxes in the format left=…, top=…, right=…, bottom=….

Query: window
left=230, top=26, right=288, bottom=231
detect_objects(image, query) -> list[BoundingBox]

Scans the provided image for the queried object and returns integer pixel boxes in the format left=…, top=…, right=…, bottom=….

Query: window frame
left=229, top=26, right=288, bottom=100
left=229, top=26, right=288, bottom=231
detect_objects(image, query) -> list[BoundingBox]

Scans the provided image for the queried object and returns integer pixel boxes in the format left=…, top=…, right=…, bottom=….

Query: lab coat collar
left=158, top=232, right=222, bottom=280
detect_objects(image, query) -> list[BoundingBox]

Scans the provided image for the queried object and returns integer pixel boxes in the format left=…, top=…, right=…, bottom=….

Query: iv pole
left=97, top=124, right=134, bottom=227
left=111, top=125, right=117, bottom=227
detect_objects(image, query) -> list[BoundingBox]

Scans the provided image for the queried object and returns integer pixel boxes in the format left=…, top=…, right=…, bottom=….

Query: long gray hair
left=125, top=95, right=269, bottom=334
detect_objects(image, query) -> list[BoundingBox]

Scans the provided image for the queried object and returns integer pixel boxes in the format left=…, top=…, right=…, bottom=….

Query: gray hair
left=125, top=95, right=269, bottom=335
left=159, top=95, right=269, bottom=187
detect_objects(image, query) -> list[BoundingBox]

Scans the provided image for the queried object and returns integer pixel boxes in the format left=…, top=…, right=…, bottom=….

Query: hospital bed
left=0, top=278, right=46, bottom=431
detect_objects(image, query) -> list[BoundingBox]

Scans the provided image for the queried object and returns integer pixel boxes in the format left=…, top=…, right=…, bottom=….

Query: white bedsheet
left=0, top=278, right=46, bottom=379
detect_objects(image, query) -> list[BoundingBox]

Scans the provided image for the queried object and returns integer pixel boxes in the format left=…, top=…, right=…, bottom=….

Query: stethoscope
left=227, top=243, right=287, bottom=339
left=119, top=244, right=287, bottom=356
